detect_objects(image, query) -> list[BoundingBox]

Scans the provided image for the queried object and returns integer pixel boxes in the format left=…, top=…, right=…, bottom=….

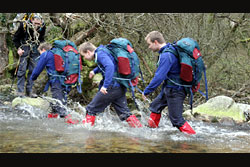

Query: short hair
left=79, top=42, right=96, bottom=53
left=145, top=31, right=166, bottom=44
left=38, top=42, right=52, bottom=51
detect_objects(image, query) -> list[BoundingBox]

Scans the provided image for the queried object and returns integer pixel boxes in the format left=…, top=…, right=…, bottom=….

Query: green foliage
left=0, top=13, right=6, bottom=25
left=8, top=48, right=14, bottom=71
left=1, top=13, right=249, bottom=105
left=46, top=26, right=64, bottom=43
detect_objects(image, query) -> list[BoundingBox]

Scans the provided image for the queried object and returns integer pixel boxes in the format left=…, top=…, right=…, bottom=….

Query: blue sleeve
left=93, top=66, right=101, bottom=74
left=143, top=52, right=173, bottom=95
left=96, top=51, right=114, bottom=88
left=30, top=52, right=48, bottom=81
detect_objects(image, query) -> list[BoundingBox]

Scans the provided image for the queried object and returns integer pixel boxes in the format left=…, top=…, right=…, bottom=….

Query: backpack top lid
left=51, top=39, right=81, bottom=73
left=53, top=40, right=78, bottom=51
left=101, top=37, right=140, bottom=88
left=110, top=38, right=133, bottom=48
left=176, top=37, right=200, bottom=55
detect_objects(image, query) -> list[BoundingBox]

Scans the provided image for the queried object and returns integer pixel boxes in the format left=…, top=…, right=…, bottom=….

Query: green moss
left=70, top=22, right=86, bottom=33
left=84, top=60, right=96, bottom=68
left=8, top=48, right=14, bottom=71
left=12, top=97, right=50, bottom=111
left=193, top=104, right=245, bottom=122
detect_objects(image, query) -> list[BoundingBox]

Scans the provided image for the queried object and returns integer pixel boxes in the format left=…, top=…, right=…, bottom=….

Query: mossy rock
left=12, top=97, right=50, bottom=111
left=192, top=96, right=246, bottom=122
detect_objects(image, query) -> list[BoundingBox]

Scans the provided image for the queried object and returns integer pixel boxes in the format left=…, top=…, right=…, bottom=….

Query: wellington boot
left=148, top=112, right=161, bottom=128
left=82, top=113, right=96, bottom=126
left=26, top=91, right=38, bottom=98
left=126, top=115, right=142, bottom=128
left=65, top=114, right=79, bottom=124
left=179, top=121, right=196, bottom=135
left=48, top=113, right=59, bottom=118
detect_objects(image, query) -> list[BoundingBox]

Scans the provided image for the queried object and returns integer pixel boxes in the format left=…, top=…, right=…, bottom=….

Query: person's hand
left=89, top=71, right=95, bottom=79
left=100, top=87, right=108, bottom=95
left=17, top=48, right=24, bottom=56
left=142, top=93, right=148, bottom=101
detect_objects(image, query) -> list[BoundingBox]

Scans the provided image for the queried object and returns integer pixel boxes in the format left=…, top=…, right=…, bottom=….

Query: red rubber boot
left=126, top=115, right=142, bottom=128
left=65, top=114, right=80, bottom=124
left=148, top=112, right=161, bottom=128
left=82, top=113, right=96, bottom=126
left=179, top=121, right=196, bottom=135
left=48, top=113, right=59, bottom=118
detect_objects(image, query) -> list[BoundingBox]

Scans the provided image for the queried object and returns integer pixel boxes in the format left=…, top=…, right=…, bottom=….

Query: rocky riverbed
left=9, top=93, right=250, bottom=129
left=2, top=84, right=250, bottom=152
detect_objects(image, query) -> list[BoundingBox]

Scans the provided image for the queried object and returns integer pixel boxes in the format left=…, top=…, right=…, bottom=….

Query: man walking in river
left=142, top=31, right=196, bottom=134
left=78, top=41, right=142, bottom=128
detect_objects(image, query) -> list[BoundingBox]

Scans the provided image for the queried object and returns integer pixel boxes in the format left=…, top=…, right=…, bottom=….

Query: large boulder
left=189, top=95, right=249, bottom=123
left=12, top=97, right=50, bottom=112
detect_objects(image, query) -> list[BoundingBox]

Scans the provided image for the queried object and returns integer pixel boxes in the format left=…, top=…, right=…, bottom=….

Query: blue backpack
left=48, top=40, right=82, bottom=94
left=106, top=38, right=141, bottom=88
left=165, top=38, right=208, bottom=109
left=96, top=38, right=144, bottom=109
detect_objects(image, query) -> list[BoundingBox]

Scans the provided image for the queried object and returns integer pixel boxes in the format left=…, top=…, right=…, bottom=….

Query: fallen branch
left=72, top=14, right=107, bottom=46
left=73, top=25, right=99, bottom=46
left=139, top=55, right=153, bottom=77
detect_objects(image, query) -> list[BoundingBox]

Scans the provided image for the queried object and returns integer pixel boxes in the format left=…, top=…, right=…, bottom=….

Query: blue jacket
left=30, top=50, right=56, bottom=81
left=143, top=43, right=182, bottom=96
left=93, top=45, right=120, bottom=89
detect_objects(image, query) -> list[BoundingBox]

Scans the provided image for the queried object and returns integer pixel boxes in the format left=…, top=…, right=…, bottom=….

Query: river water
left=1, top=93, right=250, bottom=153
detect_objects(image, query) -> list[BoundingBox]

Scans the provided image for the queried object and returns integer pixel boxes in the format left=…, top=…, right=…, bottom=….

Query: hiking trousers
left=149, top=87, right=186, bottom=128
left=50, top=81, right=69, bottom=117
left=86, top=86, right=132, bottom=121
left=17, top=45, right=39, bottom=94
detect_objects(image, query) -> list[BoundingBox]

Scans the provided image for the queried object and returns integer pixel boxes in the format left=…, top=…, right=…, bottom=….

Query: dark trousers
left=17, top=46, right=39, bottom=93
left=86, top=86, right=132, bottom=121
left=50, top=81, right=68, bottom=117
left=149, top=87, right=186, bottom=128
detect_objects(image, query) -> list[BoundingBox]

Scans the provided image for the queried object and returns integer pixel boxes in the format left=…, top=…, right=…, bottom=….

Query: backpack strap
left=76, top=55, right=82, bottom=94
left=95, top=48, right=142, bottom=110
left=189, top=67, right=208, bottom=110
left=197, top=67, right=208, bottom=101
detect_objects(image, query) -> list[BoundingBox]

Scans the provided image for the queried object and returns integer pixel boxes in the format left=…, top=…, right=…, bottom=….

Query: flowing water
left=1, top=93, right=250, bottom=153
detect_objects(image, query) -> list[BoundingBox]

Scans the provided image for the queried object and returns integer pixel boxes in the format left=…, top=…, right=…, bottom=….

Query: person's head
left=31, top=14, right=42, bottom=30
left=79, top=42, right=97, bottom=61
left=38, top=42, right=52, bottom=54
left=145, top=31, right=166, bottom=52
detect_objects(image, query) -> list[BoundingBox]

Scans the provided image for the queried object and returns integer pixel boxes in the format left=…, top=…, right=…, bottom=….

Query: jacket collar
left=158, top=43, right=171, bottom=54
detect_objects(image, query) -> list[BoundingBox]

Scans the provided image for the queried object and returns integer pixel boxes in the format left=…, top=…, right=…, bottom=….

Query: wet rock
left=183, top=110, right=195, bottom=121
left=237, top=122, right=250, bottom=130
left=209, top=116, right=219, bottom=123
left=219, top=117, right=236, bottom=126
left=238, top=103, right=250, bottom=122
left=12, top=97, right=50, bottom=112
left=206, top=95, right=235, bottom=110
left=191, top=95, right=246, bottom=123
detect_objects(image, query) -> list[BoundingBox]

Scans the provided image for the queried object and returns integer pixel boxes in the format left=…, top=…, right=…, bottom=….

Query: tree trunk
left=0, top=32, right=9, bottom=75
